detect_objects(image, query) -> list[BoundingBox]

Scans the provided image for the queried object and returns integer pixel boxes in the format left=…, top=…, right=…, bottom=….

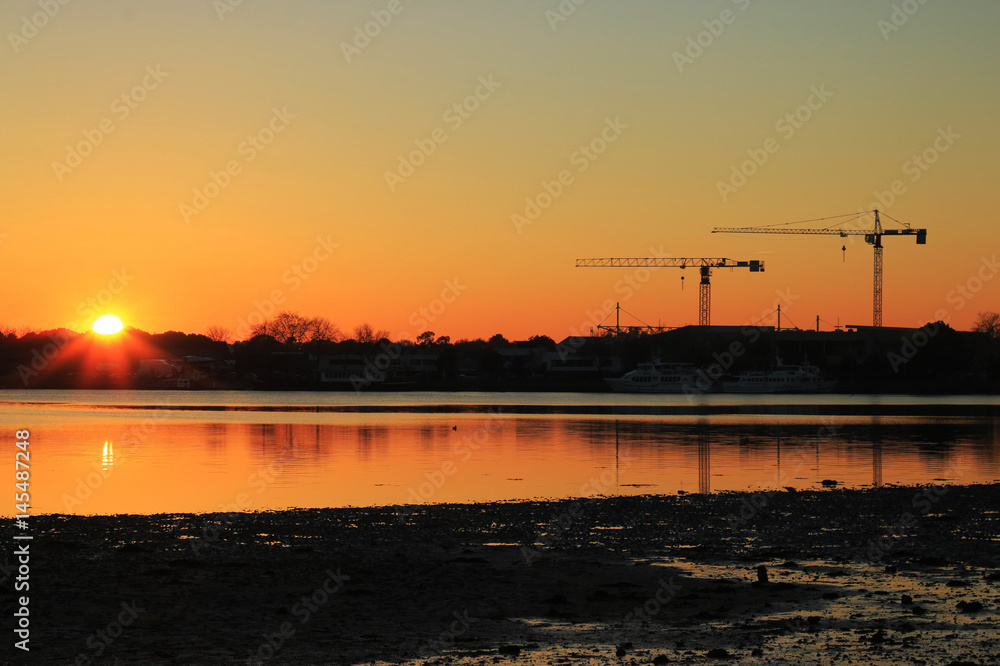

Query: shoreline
left=3, top=484, right=998, bottom=664
left=6, top=380, right=1000, bottom=395
left=3, top=387, right=999, bottom=413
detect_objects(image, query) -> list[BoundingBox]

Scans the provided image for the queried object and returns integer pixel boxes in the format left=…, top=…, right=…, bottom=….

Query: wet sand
left=3, top=485, right=999, bottom=665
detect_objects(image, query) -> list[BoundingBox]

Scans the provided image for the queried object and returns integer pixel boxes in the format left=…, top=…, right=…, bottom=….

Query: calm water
left=3, top=390, right=998, bottom=515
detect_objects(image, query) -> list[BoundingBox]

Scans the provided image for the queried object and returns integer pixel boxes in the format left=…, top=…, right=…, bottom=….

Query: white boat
left=605, top=360, right=701, bottom=393
left=721, top=362, right=835, bottom=394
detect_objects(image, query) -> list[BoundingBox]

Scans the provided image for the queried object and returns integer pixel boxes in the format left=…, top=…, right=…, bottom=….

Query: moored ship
left=605, top=360, right=701, bottom=393
left=721, top=362, right=835, bottom=394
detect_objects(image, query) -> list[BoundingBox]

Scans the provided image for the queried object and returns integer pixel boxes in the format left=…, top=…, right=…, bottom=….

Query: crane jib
left=711, top=215, right=928, bottom=327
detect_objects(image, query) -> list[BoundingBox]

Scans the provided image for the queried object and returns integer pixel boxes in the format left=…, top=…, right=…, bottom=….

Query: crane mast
left=712, top=210, right=926, bottom=327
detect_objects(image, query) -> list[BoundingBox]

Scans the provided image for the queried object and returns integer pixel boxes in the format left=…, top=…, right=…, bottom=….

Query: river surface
left=3, top=390, right=998, bottom=515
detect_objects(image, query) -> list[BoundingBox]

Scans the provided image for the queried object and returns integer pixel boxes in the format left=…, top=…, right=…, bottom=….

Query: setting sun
left=92, top=315, right=124, bottom=335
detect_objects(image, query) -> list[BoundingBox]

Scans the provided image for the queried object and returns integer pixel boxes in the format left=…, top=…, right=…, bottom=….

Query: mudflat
left=4, top=485, right=999, bottom=665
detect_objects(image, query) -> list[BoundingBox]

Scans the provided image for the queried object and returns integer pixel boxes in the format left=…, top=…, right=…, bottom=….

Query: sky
left=3, top=0, right=999, bottom=341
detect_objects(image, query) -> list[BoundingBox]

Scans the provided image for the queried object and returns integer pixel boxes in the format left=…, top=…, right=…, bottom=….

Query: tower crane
left=575, top=257, right=764, bottom=326
left=712, top=210, right=926, bottom=327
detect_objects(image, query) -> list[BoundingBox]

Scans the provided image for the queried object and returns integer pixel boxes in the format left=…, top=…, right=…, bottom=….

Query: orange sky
left=3, top=1, right=999, bottom=340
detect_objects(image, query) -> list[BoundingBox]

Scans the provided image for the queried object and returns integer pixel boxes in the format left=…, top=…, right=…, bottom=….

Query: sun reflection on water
left=101, top=440, right=114, bottom=471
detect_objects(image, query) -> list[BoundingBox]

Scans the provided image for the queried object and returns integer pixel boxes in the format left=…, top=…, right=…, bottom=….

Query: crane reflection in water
left=17, top=403, right=1000, bottom=515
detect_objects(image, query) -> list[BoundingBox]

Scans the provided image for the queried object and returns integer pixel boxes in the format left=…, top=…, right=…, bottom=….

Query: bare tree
left=249, top=321, right=268, bottom=340
left=354, top=322, right=376, bottom=344
left=274, top=311, right=315, bottom=343
left=251, top=311, right=342, bottom=344
left=205, top=325, right=233, bottom=343
left=973, top=311, right=1000, bottom=340
left=353, top=323, right=391, bottom=343
left=309, top=316, right=342, bottom=343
